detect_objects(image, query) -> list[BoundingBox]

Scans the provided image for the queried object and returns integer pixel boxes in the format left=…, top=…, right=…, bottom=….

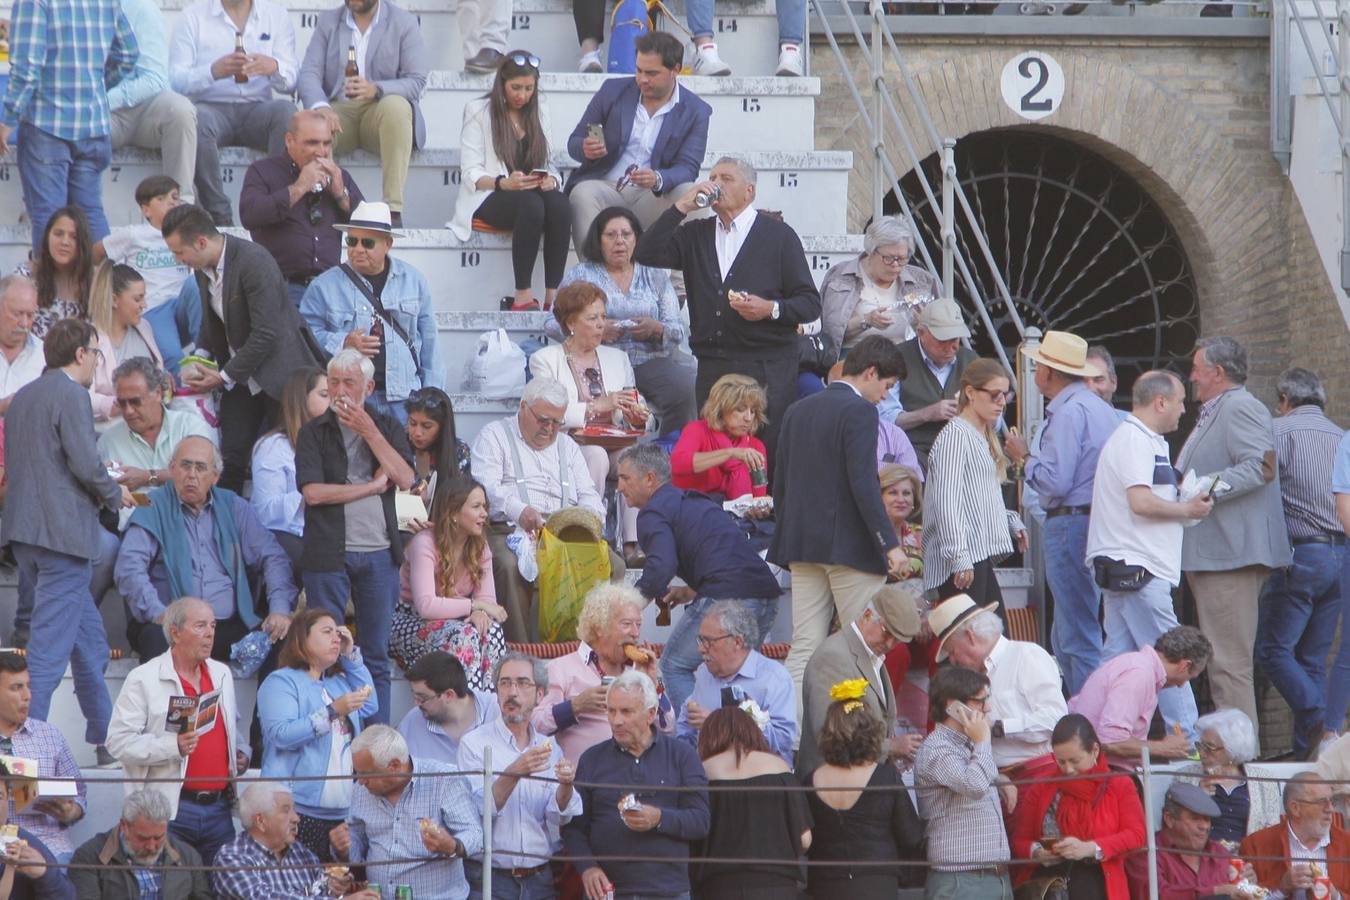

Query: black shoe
left=10, top=628, right=27, bottom=649
left=464, top=48, right=504, bottom=74
left=94, top=745, right=117, bottom=768
left=390, top=210, right=403, bottom=228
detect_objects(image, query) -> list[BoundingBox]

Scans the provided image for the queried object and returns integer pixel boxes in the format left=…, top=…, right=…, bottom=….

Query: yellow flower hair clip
left=829, top=678, right=868, bottom=712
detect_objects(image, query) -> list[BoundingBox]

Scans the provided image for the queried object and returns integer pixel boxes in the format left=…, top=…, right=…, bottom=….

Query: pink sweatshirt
left=398, top=529, right=496, bottom=619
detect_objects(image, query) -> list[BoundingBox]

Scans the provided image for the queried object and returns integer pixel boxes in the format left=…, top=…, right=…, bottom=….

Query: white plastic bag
left=462, top=328, right=527, bottom=398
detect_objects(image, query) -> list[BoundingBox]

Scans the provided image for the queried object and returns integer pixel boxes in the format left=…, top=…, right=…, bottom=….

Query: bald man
left=114, top=435, right=299, bottom=662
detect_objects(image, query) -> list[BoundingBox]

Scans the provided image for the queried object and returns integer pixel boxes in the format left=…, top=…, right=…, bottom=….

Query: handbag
left=1014, top=876, right=1068, bottom=900
left=797, top=331, right=838, bottom=377
left=1091, top=555, right=1154, bottom=592
left=338, top=263, right=416, bottom=358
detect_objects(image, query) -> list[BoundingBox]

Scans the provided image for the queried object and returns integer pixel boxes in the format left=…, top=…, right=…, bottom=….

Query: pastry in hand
left=622, top=643, right=651, bottom=665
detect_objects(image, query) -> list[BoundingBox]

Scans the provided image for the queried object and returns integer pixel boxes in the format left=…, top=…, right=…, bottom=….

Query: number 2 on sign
left=999, top=51, right=1064, bottom=122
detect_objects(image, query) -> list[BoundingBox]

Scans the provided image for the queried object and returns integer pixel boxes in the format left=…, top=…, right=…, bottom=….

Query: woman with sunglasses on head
left=529, top=281, right=648, bottom=558
left=922, top=358, right=1027, bottom=613
left=389, top=476, right=507, bottom=692
left=88, top=261, right=162, bottom=426
left=404, top=387, right=471, bottom=514
left=449, top=50, right=569, bottom=312
left=17, top=205, right=96, bottom=339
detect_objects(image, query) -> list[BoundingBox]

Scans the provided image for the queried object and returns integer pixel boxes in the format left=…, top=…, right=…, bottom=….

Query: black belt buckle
left=181, top=789, right=222, bottom=805
left=1046, top=504, right=1091, bottom=519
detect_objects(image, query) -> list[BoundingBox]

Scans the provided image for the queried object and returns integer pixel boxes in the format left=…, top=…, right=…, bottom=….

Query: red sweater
left=669, top=419, right=767, bottom=498
left=1010, top=764, right=1147, bottom=900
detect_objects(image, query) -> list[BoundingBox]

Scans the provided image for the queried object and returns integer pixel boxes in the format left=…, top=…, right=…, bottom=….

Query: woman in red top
left=670, top=373, right=769, bottom=500
left=1012, top=713, right=1146, bottom=900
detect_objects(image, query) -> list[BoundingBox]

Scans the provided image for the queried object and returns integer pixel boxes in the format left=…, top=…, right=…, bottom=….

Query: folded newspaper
left=165, top=689, right=221, bottom=736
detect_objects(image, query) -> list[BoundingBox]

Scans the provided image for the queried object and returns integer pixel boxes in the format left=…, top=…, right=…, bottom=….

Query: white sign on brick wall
left=1001, top=51, right=1065, bottom=122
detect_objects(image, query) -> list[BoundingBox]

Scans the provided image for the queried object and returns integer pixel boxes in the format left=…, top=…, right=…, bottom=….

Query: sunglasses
left=345, top=236, right=380, bottom=249
left=583, top=367, right=603, bottom=399
left=408, top=388, right=447, bottom=409
left=306, top=194, right=324, bottom=226
left=615, top=163, right=638, bottom=192
left=508, top=52, right=541, bottom=69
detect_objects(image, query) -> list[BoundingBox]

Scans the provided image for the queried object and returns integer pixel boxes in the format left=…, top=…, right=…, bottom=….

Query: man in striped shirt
left=213, top=783, right=354, bottom=900
left=0, top=0, right=139, bottom=251
left=1254, top=367, right=1344, bottom=759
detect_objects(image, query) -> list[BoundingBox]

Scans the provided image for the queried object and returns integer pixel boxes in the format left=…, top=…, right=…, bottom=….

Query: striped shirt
left=3, top=0, right=139, bottom=141
left=923, top=415, right=1023, bottom=590
left=1274, top=405, right=1343, bottom=539
left=0, top=718, right=87, bottom=857
left=913, top=723, right=1009, bottom=871
left=212, top=831, right=327, bottom=899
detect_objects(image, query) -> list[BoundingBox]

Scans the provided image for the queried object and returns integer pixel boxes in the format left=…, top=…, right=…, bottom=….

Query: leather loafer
left=464, top=48, right=504, bottom=74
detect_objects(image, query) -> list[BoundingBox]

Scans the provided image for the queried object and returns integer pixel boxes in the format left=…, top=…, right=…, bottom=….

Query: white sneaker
left=578, top=49, right=603, bottom=73
left=693, top=43, right=732, bottom=76
left=776, top=43, right=804, bottom=76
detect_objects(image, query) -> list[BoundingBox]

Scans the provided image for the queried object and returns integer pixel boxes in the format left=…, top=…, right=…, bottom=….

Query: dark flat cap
left=1166, top=781, right=1221, bottom=818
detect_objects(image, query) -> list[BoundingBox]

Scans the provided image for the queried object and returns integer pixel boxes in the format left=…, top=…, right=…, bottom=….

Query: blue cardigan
left=258, top=653, right=378, bottom=817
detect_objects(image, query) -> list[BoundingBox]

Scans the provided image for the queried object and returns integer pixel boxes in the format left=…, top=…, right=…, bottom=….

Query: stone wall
left=811, top=34, right=1349, bottom=420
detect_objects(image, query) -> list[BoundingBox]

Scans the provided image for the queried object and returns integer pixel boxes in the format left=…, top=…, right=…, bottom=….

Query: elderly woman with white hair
left=819, top=216, right=939, bottom=356
left=532, top=583, right=674, bottom=762
left=1175, top=708, right=1279, bottom=845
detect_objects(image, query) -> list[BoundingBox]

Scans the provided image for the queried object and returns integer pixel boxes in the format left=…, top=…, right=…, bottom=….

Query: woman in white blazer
left=529, top=281, right=650, bottom=551
left=88, top=260, right=164, bottom=427
left=448, top=51, right=568, bottom=312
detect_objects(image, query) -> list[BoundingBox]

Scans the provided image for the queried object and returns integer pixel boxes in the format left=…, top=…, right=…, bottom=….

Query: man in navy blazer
left=1, top=319, right=133, bottom=752
left=768, top=336, right=909, bottom=712
left=565, top=32, right=711, bottom=248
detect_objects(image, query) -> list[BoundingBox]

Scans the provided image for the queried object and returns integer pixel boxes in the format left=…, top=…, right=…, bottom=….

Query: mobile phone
left=586, top=123, right=604, bottom=141
left=531, top=168, right=550, bottom=177
left=946, top=700, right=975, bottom=723
left=1205, top=474, right=1221, bottom=499
left=721, top=686, right=739, bottom=708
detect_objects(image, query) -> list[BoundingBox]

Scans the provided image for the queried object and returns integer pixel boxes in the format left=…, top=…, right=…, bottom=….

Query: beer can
left=395, top=886, right=413, bottom=900
left=1225, top=856, right=1243, bottom=885
left=366, top=884, right=382, bottom=898
left=749, top=464, right=767, bottom=488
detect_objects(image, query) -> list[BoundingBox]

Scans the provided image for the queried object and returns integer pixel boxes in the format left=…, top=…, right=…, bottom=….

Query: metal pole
left=1142, top=746, right=1158, bottom=900
left=940, top=138, right=956, bottom=299
left=1340, top=0, right=1350, bottom=290
left=1016, top=328, right=1045, bottom=644
left=482, top=745, right=493, bottom=898
left=870, top=0, right=884, bottom=223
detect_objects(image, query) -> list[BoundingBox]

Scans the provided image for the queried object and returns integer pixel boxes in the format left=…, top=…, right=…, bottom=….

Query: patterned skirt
left=389, top=601, right=505, bottom=692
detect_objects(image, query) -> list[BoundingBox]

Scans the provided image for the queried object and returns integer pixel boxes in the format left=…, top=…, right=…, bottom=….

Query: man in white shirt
left=932, top=596, right=1066, bottom=772
left=1086, top=369, right=1213, bottom=742
left=470, top=377, right=623, bottom=643
left=457, top=653, right=580, bottom=898
left=169, top=0, right=298, bottom=226
left=396, top=651, right=499, bottom=766
left=0, top=275, right=42, bottom=417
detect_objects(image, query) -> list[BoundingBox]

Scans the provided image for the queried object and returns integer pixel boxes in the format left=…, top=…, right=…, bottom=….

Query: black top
left=237, top=154, right=364, bottom=280
left=692, top=771, right=812, bottom=895
left=295, top=403, right=414, bottom=571
left=805, top=763, right=925, bottom=897
left=1208, top=781, right=1250, bottom=846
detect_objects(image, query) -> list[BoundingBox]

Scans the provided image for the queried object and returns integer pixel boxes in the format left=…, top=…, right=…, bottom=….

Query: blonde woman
left=88, top=261, right=162, bottom=424
left=922, top=358, right=1027, bottom=610
left=670, top=373, right=769, bottom=500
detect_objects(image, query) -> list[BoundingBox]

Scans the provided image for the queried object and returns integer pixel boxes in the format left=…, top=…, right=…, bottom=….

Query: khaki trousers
left=331, top=95, right=414, bottom=211
left=783, top=562, right=887, bottom=722
left=568, top=178, right=691, bottom=250
left=487, top=524, right=627, bottom=643
left=111, top=91, right=198, bottom=201
left=1187, top=565, right=1269, bottom=735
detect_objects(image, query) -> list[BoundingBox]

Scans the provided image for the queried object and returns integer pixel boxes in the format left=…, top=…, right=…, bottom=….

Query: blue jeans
left=1256, top=541, right=1344, bottom=754
left=14, top=528, right=118, bottom=640
left=1101, top=576, right=1198, bottom=742
left=303, top=550, right=399, bottom=725
left=16, top=124, right=111, bottom=251
left=12, top=542, right=113, bottom=744
left=925, top=870, right=1013, bottom=900
left=659, top=596, right=778, bottom=712
left=170, top=795, right=236, bottom=865
left=368, top=390, right=410, bottom=428
left=464, top=859, right=556, bottom=900
left=1044, top=513, right=1101, bottom=697
left=1326, top=547, right=1350, bottom=734
left=686, top=0, right=804, bottom=41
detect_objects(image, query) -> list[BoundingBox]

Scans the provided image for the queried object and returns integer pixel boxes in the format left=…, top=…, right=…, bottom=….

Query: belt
left=287, top=274, right=317, bottom=287
left=1045, top=504, right=1091, bottom=519
left=180, top=788, right=226, bottom=805
left=947, top=866, right=1009, bottom=877
left=1293, top=533, right=1347, bottom=546
left=496, top=864, right=549, bottom=878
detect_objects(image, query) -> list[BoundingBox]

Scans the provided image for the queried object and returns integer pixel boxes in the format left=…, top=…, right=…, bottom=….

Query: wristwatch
left=148, top=470, right=161, bottom=487
left=770, top=302, right=781, bottom=320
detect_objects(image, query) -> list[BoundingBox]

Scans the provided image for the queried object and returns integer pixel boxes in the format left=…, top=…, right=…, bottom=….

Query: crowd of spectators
left=0, top=0, right=1346, bottom=898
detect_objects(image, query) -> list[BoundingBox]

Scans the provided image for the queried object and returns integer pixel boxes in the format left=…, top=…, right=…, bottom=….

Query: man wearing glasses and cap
left=299, top=200, right=440, bottom=425
left=1124, top=781, right=1252, bottom=898
left=238, top=109, right=365, bottom=308
left=1003, top=331, right=1121, bottom=698
left=877, top=297, right=978, bottom=471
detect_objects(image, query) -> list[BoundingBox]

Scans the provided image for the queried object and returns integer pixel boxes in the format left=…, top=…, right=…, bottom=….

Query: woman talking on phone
left=449, top=50, right=568, bottom=312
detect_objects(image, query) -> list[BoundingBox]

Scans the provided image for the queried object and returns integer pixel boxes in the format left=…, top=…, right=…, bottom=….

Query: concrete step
left=0, top=147, right=852, bottom=233
left=150, top=0, right=794, bottom=78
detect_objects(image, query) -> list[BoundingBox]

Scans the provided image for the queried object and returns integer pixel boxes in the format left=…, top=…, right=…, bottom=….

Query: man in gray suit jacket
left=296, top=0, right=428, bottom=226
left=162, top=204, right=320, bottom=493
left=1, top=319, right=132, bottom=750
left=1178, top=336, right=1292, bottom=734
left=796, top=583, right=920, bottom=775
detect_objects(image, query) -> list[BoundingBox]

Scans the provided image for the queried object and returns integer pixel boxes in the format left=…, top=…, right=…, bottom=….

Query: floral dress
left=15, top=263, right=83, bottom=339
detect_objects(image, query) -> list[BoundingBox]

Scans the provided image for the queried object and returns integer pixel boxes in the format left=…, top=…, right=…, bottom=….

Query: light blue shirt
left=457, top=716, right=582, bottom=869
left=554, top=261, right=686, bottom=366
left=107, top=0, right=170, bottom=110
left=676, top=650, right=797, bottom=765
left=1023, top=381, right=1122, bottom=510
left=250, top=431, right=304, bottom=537
left=397, top=690, right=499, bottom=766
left=299, top=257, right=443, bottom=402
left=1331, top=429, right=1350, bottom=495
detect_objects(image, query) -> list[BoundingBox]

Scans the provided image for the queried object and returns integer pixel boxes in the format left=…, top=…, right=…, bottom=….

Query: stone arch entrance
left=891, top=128, right=1201, bottom=392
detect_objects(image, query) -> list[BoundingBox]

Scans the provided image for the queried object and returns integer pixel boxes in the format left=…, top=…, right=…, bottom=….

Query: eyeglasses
left=525, top=404, right=564, bottom=429
left=82, top=345, right=104, bottom=360
left=966, top=693, right=991, bottom=707
left=508, top=52, right=541, bottom=69
left=615, top=163, right=638, bottom=192
left=877, top=253, right=908, bottom=267
left=114, top=395, right=150, bottom=409
left=583, top=367, right=604, bottom=400
left=1292, top=797, right=1335, bottom=810
left=695, top=633, right=736, bottom=649
left=975, top=387, right=1011, bottom=403
left=1196, top=740, right=1224, bottom=754
left=496, top=677, right=537, bottom=691
left=345, top=236, right=379, bottom=250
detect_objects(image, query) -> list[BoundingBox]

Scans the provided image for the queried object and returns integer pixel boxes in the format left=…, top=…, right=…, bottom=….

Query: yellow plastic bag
left=536, top=527, right=611, bottom=642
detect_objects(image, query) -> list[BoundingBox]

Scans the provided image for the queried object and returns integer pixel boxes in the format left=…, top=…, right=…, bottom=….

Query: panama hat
left=333, top=200, right=405, bottom=238
left=930, top=594, right=1000, bottom=662
left=544, top=507, right=605, bottom=543
left=1024, top=331, right=1103, bottom=378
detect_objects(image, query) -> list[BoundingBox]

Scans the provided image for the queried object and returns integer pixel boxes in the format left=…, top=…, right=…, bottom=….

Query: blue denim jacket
left=258, top=653, right=378, bottom=818
left=299, top=258, right=443, bottom=401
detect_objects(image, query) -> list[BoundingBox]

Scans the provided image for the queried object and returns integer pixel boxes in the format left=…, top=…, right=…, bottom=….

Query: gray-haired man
left=70, top=789, right=212, bottom=899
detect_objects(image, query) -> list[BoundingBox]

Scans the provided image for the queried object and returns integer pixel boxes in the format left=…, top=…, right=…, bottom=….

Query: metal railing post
left=871, top=0, right=885, bottom=223
left=482, top=746, right=493, bottom=898
left=1142, top=747, right=1159, bottom=900
left=940, top=138, right=956, bottom=298
left=1016, top=327, right=1045, bottom=640
left=1341, top=0, right=1350, bottom=289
